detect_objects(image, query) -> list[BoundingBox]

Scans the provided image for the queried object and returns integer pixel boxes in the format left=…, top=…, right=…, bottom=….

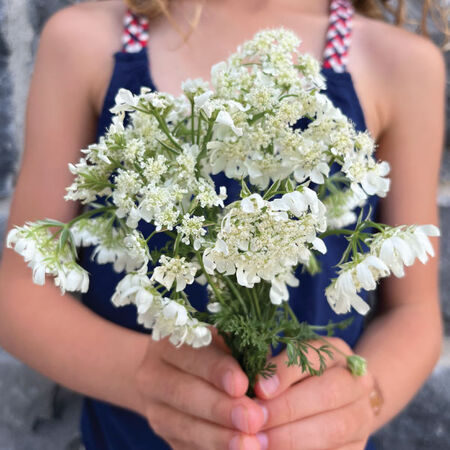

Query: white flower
left=7, top=224, right=90, bottom=294
left=162, top=300, right=189, bottom=326
left=138, top=184, right=185, bottom=231
left=203, top=192, right=325, bottom=290
left=185, top=322, right=212, bottom=348
left=29, top=257, right=47, bottom=285
left=114, top=271, right=162, bottom=318
left=326, top=254, right=389, bottom=315
left=294, top=161, right=330, bottom=185
left=325, top=271, right=370, bottom=316
left=194, top=90, right=214, bottom=108
left=269, top=271, right=299, bottom=305
left=148, top=298, right=211, bottom=348
left=110, top=88, right=139, bottom=114
left=354, top=255, right=389, bottom=290
left=54, top=265, right=90, bottom=294
left=344, top=156, right=390, bottom=198
left=71, top=224, right=99, bottom=247
left=91, top=247, right=120, bottom=272
left=324, top=185, right=367, bottom=230
left=142, top=91, right=173, bottom=111
left=407, top=225, right=440, bottom=263
left=152, top=256, right=198, bottom=292
left=176, top=214, right=207, bottom=250
left=379, top=236, right=413, bottom=277
left=123, top=231, right=150, bottom=271
left=112, top=272, right=210, bottom=348
left=142, top=155, right=168, bottom=183
left=182, top=78, right=209, bottom=95
left=241, top=193, right=265, bottom=213
left=370, top=225, right=440, bottom=277
left=195, top=180, right=227, bottom=208
left=271, top=188, right=327, bottom=232
left=215, top=110, right=243, bottom=136
left=207, top=302, right=222, bottom=313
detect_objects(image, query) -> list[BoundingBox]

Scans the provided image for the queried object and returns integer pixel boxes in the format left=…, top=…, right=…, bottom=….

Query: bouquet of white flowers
left=7, top=29, right=439, bottom=393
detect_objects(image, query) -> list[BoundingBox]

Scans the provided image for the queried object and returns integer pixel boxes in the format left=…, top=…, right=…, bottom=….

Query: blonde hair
left=124, top=0, right=449, bottom=49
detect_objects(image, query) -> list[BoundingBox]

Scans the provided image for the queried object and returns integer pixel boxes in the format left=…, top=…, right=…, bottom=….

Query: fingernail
left=254, top=400, right=268, bottom=425
left=223, top=370, right=235, bottom=396
left=229, top=435, right=241, bottom=450
left=229, top=435, right=252, bottom=450
left=257, top=375, right=279, bottom=397
left=231, top=405, right=249, bottom=433
left=257, top=432, right=269, bottom=450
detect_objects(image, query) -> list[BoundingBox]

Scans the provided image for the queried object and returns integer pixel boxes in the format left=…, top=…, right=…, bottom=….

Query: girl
left=0, top=0, right=445, bottom=449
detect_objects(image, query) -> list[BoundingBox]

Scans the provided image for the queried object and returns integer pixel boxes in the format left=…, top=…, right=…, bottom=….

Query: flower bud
left=347, top=355, right=367, bottom=376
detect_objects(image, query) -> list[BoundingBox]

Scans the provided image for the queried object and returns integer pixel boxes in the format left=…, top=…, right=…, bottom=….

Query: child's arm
left=252, top=28, right=446, bottom=449
left=0, top=6, right=264, bottom=449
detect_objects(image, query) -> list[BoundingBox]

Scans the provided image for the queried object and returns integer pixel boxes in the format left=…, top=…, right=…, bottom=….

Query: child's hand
left=136, top=329, right=266, bottom=450
left=254, top=338, right=377, bottom=450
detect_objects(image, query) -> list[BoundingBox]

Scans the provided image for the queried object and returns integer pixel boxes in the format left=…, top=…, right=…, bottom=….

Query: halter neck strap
left=122, top=0, right=355, bottom=74
left=121, top=9, right=149, bottom=53
left=322, top=0, right=355, bottom=72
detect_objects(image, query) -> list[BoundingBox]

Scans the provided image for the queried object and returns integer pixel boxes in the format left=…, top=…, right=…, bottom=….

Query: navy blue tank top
left=79, top=1, right=378, bottom=448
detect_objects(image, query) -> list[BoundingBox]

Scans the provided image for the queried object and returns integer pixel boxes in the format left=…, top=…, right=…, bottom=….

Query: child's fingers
left=254, top=337, right=351, bottom=400
left=258, top=366, right=373, bottom=430
left=162, top=334, right=249, bottom=397
left=258, top=397, right=373, bottom=450
left=146, top=401, right=261, bottom=450
left=150, top=361, right=266, bottom=434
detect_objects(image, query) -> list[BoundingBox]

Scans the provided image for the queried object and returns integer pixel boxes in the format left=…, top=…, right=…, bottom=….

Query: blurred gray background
left=0, top=0, right=449, bottom=449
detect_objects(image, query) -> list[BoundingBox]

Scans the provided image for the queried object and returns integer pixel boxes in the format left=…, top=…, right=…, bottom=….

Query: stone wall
left=0, top=1, right=448, bottom=449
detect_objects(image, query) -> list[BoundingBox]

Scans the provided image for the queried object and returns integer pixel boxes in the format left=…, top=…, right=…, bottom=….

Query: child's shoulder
left=353, top=12, right=445, bottom=82
left=352, top=13, right=445, bottom=135
left=40, top=1, right=128, bottom=114
left=42, top=0, right=126, bottom=52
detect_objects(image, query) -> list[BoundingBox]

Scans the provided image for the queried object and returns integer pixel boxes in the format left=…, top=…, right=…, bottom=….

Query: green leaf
left=285, top=178, right=296, bottom=193
left=305, top=253, right=321, bottom=275
left=58, top=227, right=70, bottom=252
left=262, top=179, right=282, bottom=200
left=40, top=219, right=66, bottom=228
left=240, top=178, right=252, bottom=198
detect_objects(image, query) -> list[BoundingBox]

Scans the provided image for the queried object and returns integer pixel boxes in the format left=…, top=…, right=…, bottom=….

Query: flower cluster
left=325, top=225, right=440, bottom=314
left=72, top=217, right=150, bottom=273
left=203, top=190, right=327, bottom=304
left=7, top=224, right=89, bottom=294
left=324, top=185, right=367, bottom=229
left=6, top=27, right=439, bottom=367
left=112, top=269, right=211, bottom=348
left=152, top=255, right=199, bottom=292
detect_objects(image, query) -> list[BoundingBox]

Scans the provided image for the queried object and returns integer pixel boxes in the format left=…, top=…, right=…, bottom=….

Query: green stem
left=199, top=111, right=218, bottom=156
left=244, top=288, right=256, bottom=318
left=251, top=288, right=262, bottom=320
left=156, top=138, right=180, bottom=156
left=196, top=113, right=203, bottom=145
left=67, top=206, right=116, bottom=228
left=221, top=275, right=249, bottom=315
left=314, top=334, right=349, bottom=360
left=361, top=220, right=386, bottom=233
left=145, top=230, right=157, bottom=243
left=173, top=234, right=182, bottom=257
left=319, top=228, right=354, bottom=239
left=195, top=252, right=226, bottom=305
left=285, top=302, right=300, bottom=325
left=268, top=304, right=278, bottom=323
left=351, top=238, right=359, bottom=259
left=190, top=100, right=195, bottom=144
left=142, top=105, right=183, bottom=152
